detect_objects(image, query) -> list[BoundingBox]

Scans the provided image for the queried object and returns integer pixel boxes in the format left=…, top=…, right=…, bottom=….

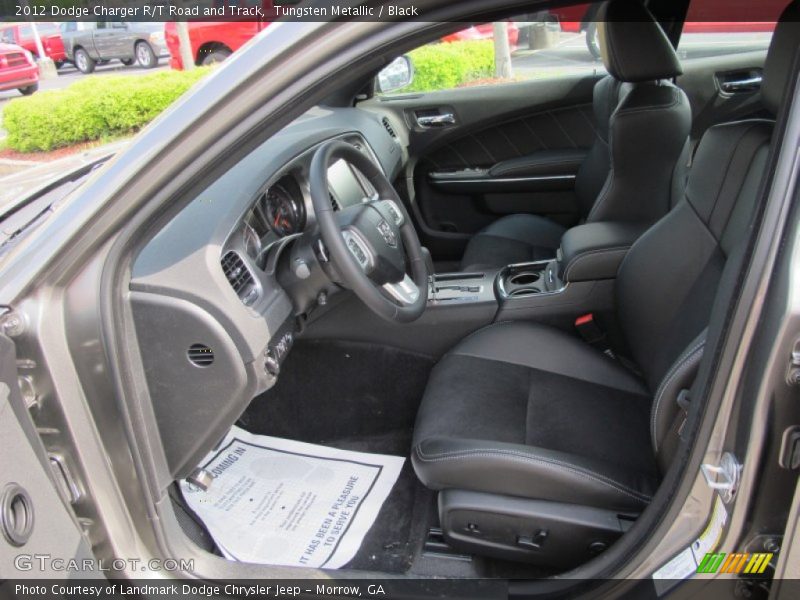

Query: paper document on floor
left=180, top=425, right=405, bottom=569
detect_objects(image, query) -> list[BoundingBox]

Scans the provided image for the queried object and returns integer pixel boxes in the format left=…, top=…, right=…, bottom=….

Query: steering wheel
left=309, top=140, right=428, bottom=322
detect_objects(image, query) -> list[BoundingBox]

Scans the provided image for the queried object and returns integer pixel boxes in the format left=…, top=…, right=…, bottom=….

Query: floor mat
left=180, top=426, right=404, bottom=569
left=239, top=340, right=438, bottom=572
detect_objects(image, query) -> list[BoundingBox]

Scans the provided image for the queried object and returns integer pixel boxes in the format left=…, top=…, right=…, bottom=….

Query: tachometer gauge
left=242, top=222, right=262, bottom=258
left=264, top=182, right=306, bottom=237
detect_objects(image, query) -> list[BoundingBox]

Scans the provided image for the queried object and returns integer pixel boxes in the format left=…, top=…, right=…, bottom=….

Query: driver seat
left=412, top=2, right=798, bottom=568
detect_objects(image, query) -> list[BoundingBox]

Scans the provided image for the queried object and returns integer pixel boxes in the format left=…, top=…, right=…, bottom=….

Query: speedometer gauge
left=264, top=182, right=306, bottom=237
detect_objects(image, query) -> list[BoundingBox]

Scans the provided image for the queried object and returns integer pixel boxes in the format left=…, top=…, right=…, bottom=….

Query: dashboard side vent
left=187, top=344, right=214, bottom=367
left=221, top=251, right=257, bottom=305
left=381, top=116, right=397, bottom=139
left=329, top=192, right=340, bottom=211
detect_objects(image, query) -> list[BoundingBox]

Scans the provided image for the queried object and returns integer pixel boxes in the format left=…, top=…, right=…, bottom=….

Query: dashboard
left=129, top=106, right=405, bottom=477
left=236, top=134, right=381, bottom=269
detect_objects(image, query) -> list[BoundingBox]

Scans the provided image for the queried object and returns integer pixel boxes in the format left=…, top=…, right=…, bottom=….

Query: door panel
left=421, top=102, right=595, bottom=171
left=369, top=74, right=600, bottom=260
left=0, top=335, right=90, bottom=578
left=677, top=50, right=771, bottom=140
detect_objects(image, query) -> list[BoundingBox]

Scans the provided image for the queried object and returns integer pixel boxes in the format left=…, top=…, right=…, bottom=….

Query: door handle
left=720, top=74, right=762, bottom=93
left=417, top=113, right=456, bottom=128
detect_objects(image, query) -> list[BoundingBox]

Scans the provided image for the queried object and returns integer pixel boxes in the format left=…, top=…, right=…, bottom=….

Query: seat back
left=574, top=1, right=691, bottom=225
left=617, top=0, right=800, bottom=469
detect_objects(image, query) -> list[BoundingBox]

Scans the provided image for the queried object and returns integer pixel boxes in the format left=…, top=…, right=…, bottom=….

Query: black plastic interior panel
left=130, top=291, right=262, bottom=478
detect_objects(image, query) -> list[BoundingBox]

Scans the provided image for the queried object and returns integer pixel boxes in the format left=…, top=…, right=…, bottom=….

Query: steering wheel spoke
left=382, top=274, right=421, bottom=306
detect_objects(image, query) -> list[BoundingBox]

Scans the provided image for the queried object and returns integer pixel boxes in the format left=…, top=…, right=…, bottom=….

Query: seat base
left=439, top=489, right=634, bottom=568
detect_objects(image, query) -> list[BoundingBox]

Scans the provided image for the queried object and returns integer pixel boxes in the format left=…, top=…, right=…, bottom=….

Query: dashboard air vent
left=221, top=251, right=258, bottom=305
left=329, top=192, right=340, bottom=211
left=187, top=344, right=214, bottom=367
left=381, top=116, right=397, bottom=139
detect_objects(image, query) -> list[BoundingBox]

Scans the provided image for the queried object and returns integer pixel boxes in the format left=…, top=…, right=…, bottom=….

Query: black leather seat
left=414, top=2, right=798, bottom=566
left=460, top=1, right=691, bottom=271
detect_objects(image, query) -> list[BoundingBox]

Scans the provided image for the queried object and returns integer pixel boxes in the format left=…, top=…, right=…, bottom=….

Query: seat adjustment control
left=516, top=529, right=548, bottom=550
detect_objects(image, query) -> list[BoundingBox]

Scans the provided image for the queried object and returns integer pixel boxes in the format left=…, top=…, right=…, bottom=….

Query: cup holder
left=508, top=287, right=540, bottom=297
left=509, top=272, right=541, bottom=286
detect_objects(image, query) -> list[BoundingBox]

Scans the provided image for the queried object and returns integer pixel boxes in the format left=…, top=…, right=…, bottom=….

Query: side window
left=381, top=3, right=604, bottom=94
left=0, top=29, right=14, bottom=44
left=677, top=0, right=782, bottom=60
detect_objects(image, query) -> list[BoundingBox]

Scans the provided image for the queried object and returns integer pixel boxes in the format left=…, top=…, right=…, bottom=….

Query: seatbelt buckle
left=575, top=313, right=605, bottom=345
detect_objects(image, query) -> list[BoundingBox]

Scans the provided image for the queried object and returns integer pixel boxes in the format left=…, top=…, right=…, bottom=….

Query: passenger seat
left=460, top=0, right=691, bottom=271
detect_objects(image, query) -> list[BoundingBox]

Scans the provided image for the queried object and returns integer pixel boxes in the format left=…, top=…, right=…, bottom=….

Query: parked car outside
left=165, top=20, right=516, bottom=72
left=60, top=22, right=168, bottom=74
left=441, top=22, right=520, bottom=47
left=164, top=21, right=267, bottom=69
left=0, top=42, right=38, bottom=95
left=0, top=22, right=66, bottom=67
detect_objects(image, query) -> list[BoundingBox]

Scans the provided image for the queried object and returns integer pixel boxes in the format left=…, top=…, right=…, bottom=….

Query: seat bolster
left=412, top=437, right=657, bottom=513
left=451, top=321, right=648, bottom=395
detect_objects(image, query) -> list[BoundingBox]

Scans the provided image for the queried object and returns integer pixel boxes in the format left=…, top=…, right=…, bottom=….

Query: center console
left=306, top=222, right=647, bottom=359
left=427, top=221, right=647, bottom=324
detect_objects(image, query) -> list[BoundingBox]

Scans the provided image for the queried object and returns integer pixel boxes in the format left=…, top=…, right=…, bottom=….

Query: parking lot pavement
left=511, top=31, right=771, bottom=80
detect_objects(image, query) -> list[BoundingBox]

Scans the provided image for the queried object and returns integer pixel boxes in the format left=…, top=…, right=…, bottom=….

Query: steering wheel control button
left=342, top=230, right=371, bottom=269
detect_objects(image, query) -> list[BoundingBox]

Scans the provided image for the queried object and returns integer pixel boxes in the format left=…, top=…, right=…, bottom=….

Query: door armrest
left=488, top=148, right=587, bottom=178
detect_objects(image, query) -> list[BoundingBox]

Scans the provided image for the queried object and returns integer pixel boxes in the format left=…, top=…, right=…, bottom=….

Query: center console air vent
left=381, top=116, right=397, bottom=139
left=329, top=192, right=340, bottom=211
left=221, top=251, right=258, bottom=305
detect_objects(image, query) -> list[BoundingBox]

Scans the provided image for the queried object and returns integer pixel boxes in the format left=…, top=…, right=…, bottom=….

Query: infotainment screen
left=328, top=160, right=368, bottom=209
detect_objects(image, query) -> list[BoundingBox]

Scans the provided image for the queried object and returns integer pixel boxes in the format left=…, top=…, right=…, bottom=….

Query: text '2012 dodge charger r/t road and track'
left=1, top=0, right=800, bottom=598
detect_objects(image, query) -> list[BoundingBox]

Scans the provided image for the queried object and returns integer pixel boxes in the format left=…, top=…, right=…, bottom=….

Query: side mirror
left=377, top=55, right=414, bottom=93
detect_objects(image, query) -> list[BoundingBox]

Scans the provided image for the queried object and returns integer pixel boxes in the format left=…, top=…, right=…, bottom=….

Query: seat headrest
left=762, top=1, right=800, bottom=115
left=596, top=1, right=682, bottom=83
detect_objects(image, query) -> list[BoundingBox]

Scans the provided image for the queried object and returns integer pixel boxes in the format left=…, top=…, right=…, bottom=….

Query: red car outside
left=0, top=42, right=39, bottom=96
left=441, top=23, right=520, bottom=48
left=165, top=21, right=268, bottom=70
left=0, top=22, right=66, bottom=66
